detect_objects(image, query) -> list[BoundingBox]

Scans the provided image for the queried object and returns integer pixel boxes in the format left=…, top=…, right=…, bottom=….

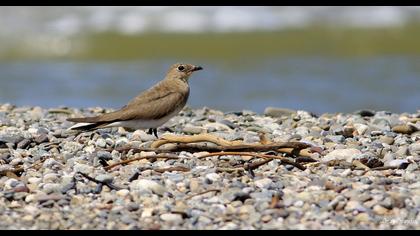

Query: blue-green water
left=0, top=56, right=419, bottom=115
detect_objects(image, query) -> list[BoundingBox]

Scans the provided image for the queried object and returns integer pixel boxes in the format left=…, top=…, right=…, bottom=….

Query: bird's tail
left=67, top=122, right=103, bottom=131
left=67, top=117, right=106, bottom=131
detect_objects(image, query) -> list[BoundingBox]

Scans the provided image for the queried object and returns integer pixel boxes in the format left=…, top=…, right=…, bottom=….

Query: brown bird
left=67, top=63, right=203, bottom=138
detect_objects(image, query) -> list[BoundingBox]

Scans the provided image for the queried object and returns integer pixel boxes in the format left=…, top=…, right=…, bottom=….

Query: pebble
left=379, top=136, right=394, bottom=145
left=141, top=208, right=154, bottom=218
left=95, top=138, right=107, bottom=148
left=160, top=213, right=183, bottom=223
left=73, top=163, right=94, bottom=174
left=116, top=189, right=130, bottom=197
left=205, top=173, right=221, bottom=183
left=129, top=179, right=166, bottom=196
left=264, top=107, right=296, bottom=118
left=323, top=148, right=362, bottom=163
left=35, top=134, right=49, bottom=144
left=254, top=178, right=272, bottom=189
left=387, top=159, right=410, bottom=169
left=96, top=174, right=114, bottom=183
left=392, top=124, right=418, bottom=134
left=409, top=143, right=420, bottom=155
left=17, top=139, right=32, bottom=149
left=344, top=201, right=366, bottom=212
left=354, top=123, right=369, bottom=135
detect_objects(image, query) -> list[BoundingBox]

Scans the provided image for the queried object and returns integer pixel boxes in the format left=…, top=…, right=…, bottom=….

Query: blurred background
left=0, top=6, right=419, bottom=114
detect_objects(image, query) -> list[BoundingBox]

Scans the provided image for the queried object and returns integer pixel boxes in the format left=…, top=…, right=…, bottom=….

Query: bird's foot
left=147, top=128, right=159, bottom=139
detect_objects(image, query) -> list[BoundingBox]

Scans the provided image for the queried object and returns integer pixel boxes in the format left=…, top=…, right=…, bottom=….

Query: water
left=0, top=56, right=418, bottom=114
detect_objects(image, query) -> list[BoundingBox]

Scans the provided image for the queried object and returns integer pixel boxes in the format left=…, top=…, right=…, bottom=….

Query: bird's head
left=167, top=63, right=203, bottom=82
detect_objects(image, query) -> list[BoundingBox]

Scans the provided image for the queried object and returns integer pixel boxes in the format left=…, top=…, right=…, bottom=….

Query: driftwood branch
left=151, top=133, right=242, bottom=148
left=108, top=142, right=315, bottom=157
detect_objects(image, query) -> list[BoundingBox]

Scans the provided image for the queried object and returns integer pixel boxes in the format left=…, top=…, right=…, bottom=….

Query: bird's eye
left=177, top=65, right=185, bottom=71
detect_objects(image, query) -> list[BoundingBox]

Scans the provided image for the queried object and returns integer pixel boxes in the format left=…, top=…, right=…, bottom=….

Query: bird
left=66, top=63, right=203, bottom=138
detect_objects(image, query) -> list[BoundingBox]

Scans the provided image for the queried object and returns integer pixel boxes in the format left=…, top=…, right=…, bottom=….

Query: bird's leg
left=148, top=128, right=159, bottom=139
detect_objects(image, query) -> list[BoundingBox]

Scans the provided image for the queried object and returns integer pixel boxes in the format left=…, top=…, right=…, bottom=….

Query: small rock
left=35, top=134, right=49, bottom=144
left=392, top=124, right=418, bottom=134
left=409, top=143, right=420, bottom=155
left=132, top=130, right=155, bottom=142
left=387, top=159, right=410, bottom=169
left=73, top=163, right=94, bottom=174
left=96, top=174, right=113, bottom=183
left=344, top=201, right=366, bottom=212
left=182, top=125, right=205, bottom=134
left=43, top=173, right=59, bottom=183
left=97, top=151, right=112, bottom=160
left=354, top=213, right=371, bottom=222
left=373, top=205, right=388, bottom=215
left=160, top=213, right=183, bottom=223
left=264, top=107, right=296, bottom=118
left=141, top=208, right=154, bottom=218
left=28, top=177, right=42, bottom=185
left=95, top=138, right=107, bottom=148
left=379, top=136, right=394, bottom=145
left=325, top=135, right=345, bottom=143
left=356, top=110, right=375, bottom=117
left=130, top=179, right=166, bottom=196
left=116, top=189, right=130, bottom=197
left=323, top=148, right=362, bottom=163
left=354, top=124, right=369, bottom=135
left=115, top=137, right=129, bottom=147
left=4, top=179, right=21, bottom=190
left=189, top=179, right=200, bottom=193
left=17, top=139, right=32, bottom=149
left=205, top=173, right=221, bottom=183
left=254, top=178, right=272, bottom=189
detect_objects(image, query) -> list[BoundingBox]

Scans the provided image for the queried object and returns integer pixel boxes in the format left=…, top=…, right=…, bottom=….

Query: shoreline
left=0, top=103, right=419, bottom=229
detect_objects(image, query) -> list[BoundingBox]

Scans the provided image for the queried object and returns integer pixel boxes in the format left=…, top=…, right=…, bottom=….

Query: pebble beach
left=0, top=103, right=419, bottom=230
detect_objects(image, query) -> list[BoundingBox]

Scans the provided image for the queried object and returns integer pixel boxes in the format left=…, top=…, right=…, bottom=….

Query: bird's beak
left=191, top=66, right=203, bottom=72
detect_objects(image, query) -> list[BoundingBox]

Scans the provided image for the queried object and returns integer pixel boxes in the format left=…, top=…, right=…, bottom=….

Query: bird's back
left=68, top=77, right=189, bottom=124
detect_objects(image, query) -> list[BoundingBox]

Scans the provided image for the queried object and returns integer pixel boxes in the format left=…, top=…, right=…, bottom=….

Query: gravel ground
left=0, top=103, right=419, bottom=229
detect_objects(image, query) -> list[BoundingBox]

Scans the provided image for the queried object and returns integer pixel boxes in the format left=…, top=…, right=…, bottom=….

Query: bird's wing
left=114, top=91, right=188, bottom=121
left=68, top=91, right=188, bottom=124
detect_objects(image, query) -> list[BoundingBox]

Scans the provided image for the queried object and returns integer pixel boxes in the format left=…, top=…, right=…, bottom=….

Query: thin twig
left=104, top=154, right=180, bottom=171
left=77, top=172, right=123, bottom=191
left=247, top=158, right=274, bottom=170
left=197, top=152, right=306, bottom=170
left=371, top=166, right=399, bottom=171
left=154, top=166, right=190, bottom=173
left=0, top=156, right=52, bottom=176
left=184, top=189, right=221, bottom=200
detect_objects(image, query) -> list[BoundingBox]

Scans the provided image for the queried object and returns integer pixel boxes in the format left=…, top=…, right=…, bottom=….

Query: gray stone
left=96, top=174, right=114, bottom=183
left=97, top=151, right=112, bottom=160
left=205, top=173, right=221, bottom=183
left=17, top=139, right=32, bottom=149
left=322, top=148, right=362, bottom=163
left=95, top=138, right=107, bottom=148
left=254, top=178, right=272, bottom=189
left=0, top=133, right=24, bottom=144
left=130, top=179, right=166, bottom=196
left=73, top=163, right=94, bottom=174
left=264, top=107, right=296, bottom=118
left=409, top=143, right=420, bottom=155
left=160, top=213, right=183, bottom=223
left=387, top=159, right=410, bottom=169
left=325, top=135, right=345, bottom=143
